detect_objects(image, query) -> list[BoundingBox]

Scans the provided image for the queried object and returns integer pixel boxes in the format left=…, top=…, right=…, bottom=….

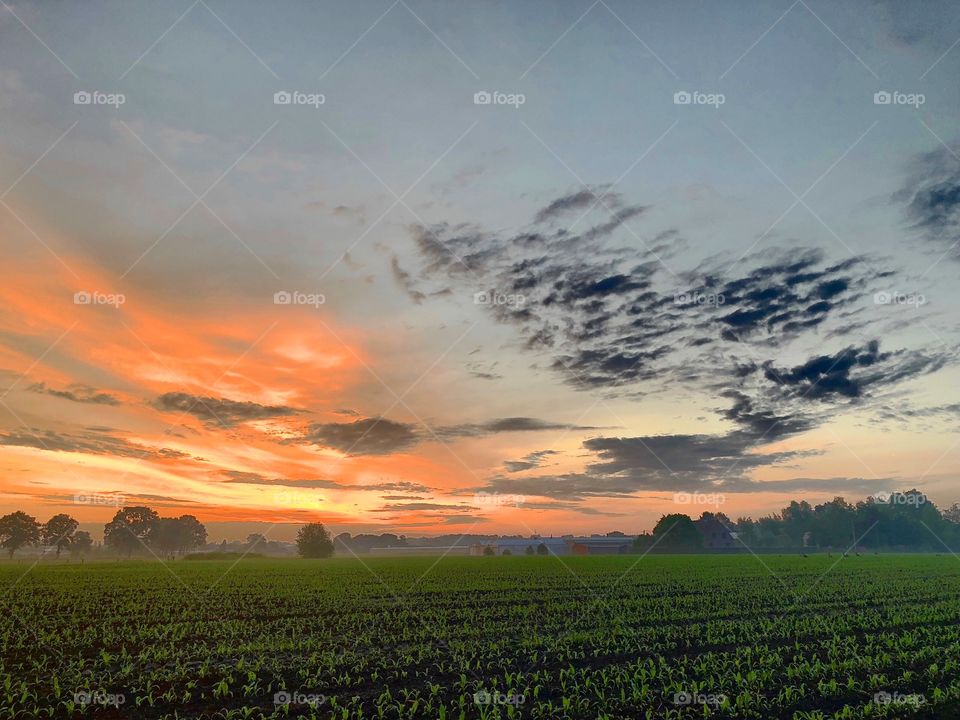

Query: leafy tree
left=525, top=545, right=535, bottom=555
left=653, top=514, right=702, bottom=551
left=174, top=515, right=207, bottom=553
left=296, top=523, right=334, bottom=558
left=502, top=548, right=512, bottom=556
left=247, top=533, right=267, bottom=549
left=103, top=506, right=159, bottom=557
left=71, top=531, right=93, bottom=556
left=483, top=545, right=495, bottom=556
left=0, top=511, right=41, bottom=558
left=536, top=542, right=549, bottom=556
left=42, top=514, right=79, bottom=557
left=150, top=515, right=207, bottom=556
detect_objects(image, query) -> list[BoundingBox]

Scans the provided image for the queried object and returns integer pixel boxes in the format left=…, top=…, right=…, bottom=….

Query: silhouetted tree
left=103, top=506, right=159, bottom=557
left=0, top=511, right=41, bottom=558
left=653, top=513, right=702, bottom=551
left=296, top=523, right=334, bottom=558
left=71, top=531, right=93, bottom=556
left=42, top=513, right=79, bottom=557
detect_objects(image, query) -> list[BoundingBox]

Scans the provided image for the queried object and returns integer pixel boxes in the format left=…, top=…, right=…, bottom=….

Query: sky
left=1, top=0, right=959, bottom=542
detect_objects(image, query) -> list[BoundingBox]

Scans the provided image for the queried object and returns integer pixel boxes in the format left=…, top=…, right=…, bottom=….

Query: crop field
left=1, top=555, right=959, bottom=719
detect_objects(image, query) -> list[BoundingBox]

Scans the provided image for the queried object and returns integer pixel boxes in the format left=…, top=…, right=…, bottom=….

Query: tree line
left=638, top=490, right=960, bottom=552
left=0, top=506, right=208, bottom=559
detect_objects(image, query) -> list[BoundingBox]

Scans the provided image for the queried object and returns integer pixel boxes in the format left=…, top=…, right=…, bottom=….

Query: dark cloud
left=220, top=472, right=343, bottom=489
left=390, top=255, right=426, bottom=304
left=0, top=428, right=190, bottom=461
left=371, top=502, right=474, bottom=513
left=409, top=206, right=888, bottom=395
left=895, top=144, right=960, bottom=258
left=762, top=340, right=946, bottom=402
left=220, top=471, right=435, bottom=494
left=535, top=187, right=615, bottom=223
left=303, top=417, right=419, bottom=456
left=27, top=382, right=120, bottom=406
left=504, top=449, right=558, bottom=473
left=440, top=418, right=596, bottom=439
left=151, top=392, right=300, bottom=429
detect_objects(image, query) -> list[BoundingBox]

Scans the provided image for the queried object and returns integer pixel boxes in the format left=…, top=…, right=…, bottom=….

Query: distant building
left=695, top=515, right=737, bottom=549
left=470, top=536, right=633, bottom=556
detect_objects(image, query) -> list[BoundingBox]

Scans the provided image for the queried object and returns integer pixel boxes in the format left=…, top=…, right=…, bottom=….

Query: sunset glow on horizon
left=1, top=1, right=959, bottom=542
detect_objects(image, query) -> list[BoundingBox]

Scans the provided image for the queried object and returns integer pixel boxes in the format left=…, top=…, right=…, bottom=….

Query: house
left=470, top=535, right=633, bottom=556
left=695, top=514, right=737, bottom=549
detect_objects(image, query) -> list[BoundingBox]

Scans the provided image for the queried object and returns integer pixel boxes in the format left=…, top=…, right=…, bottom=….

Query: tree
left=247, top=533, right=267, bottom=549
left=42, top=514, right=79, bottom=557
left=536, top=542, right=549, bottom=556
left=149, top=515, right=207, bottom=556
left=71, top=531, right=93, bottom=556
left=525, top=545, right=535, bottom=555
left=0, top=511, right=41, bottom=558
left=174, top=515, right=207, bottom=554
left=502, top=548, right=512, bottom=556
left=653, top=514, right=702, bottom=552
left=483, top=545, right=495, bottom=556
left=296, top=523, right=334, bottom=558
left=103, top=506, right=159, bottom=557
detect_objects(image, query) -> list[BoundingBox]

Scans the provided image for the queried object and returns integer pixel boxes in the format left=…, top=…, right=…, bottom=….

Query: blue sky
left=1, top=0, right=959, bottom=539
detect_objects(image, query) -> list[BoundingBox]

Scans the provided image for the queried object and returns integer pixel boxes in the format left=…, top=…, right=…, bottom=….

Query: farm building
left=695, top=515, right=737, bottom=549
left=470, top=536, right=633, bottom=556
